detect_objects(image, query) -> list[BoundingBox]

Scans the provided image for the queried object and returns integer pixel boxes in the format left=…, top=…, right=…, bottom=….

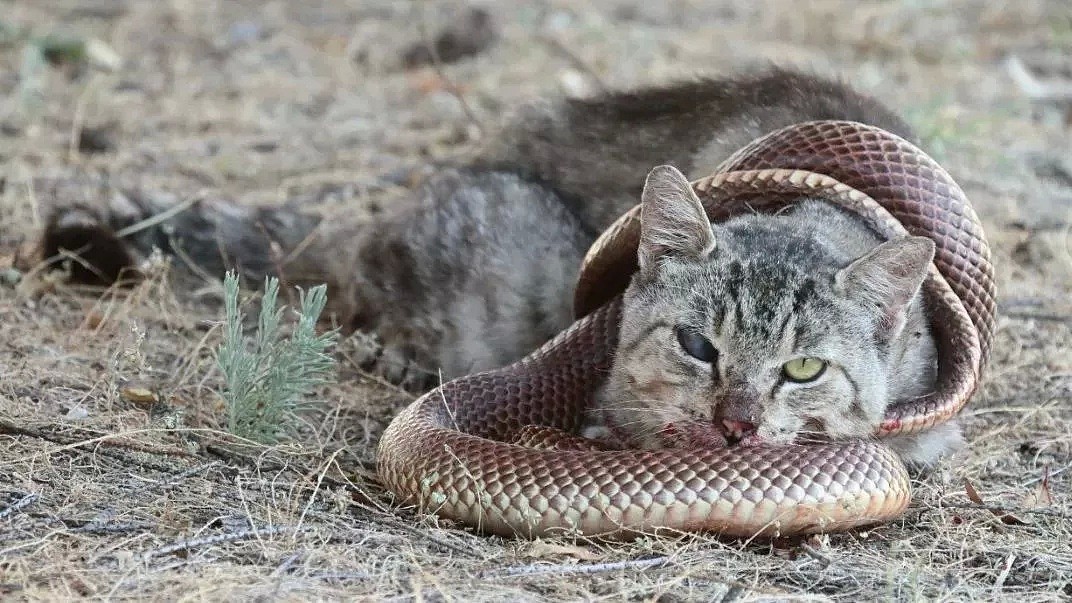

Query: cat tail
left=37, top=186, right=365, bottom=324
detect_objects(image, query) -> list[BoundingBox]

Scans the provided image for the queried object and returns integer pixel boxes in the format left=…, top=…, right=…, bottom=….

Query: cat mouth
left=720, top=419, right=759, bottom=446
left=656, top=420, right=762, bottom=449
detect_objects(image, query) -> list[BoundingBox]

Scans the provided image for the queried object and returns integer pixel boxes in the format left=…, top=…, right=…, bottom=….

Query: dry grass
left=1, top=1, right=1070, bottom=600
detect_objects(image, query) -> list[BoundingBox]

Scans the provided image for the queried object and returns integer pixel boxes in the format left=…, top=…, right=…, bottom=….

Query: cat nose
left=713, top=385, right=760, bottom=424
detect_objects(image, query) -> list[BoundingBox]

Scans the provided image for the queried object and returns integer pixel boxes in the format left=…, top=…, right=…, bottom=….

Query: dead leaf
left=519, top=540, right=601, bottom=562
left=83, top=309, right=105, bottom=330
left=963, top=477, right=1031, bottom=525
left=120, top=381, right=159, bottom=406
left=996, top=511, right=1031, bottom=526
left=1022, top=467, right=1055, bottom=509
left=964, top=478, right=984, bottom=505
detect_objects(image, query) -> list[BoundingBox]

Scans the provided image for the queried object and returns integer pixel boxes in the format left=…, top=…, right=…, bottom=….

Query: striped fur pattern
left=581, top=166, right=962, bottom=466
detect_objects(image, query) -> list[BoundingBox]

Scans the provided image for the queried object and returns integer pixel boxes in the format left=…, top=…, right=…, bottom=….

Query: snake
left=376, top=120, right=996, bottom=539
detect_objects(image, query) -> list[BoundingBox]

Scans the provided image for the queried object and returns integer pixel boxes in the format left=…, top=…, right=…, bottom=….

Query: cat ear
left=835, top=236, right=935, bottom=336
left=638, top=165, right=715, bottom=273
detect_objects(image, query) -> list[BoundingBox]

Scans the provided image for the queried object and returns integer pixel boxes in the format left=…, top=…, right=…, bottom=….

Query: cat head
left=599, top=165, right=937, bottom=449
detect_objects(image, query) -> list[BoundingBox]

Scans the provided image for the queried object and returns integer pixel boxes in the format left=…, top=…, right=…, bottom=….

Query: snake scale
left=376, top=121, right=996, bottom=539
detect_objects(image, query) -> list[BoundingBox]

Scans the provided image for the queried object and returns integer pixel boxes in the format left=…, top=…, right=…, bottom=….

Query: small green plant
left=217, top=271, right=337, bottom=443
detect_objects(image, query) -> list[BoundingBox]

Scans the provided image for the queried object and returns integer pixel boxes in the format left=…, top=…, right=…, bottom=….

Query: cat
left=38, top=67, right=962, bottom=465
left=579, top=165, right=961, bottom=465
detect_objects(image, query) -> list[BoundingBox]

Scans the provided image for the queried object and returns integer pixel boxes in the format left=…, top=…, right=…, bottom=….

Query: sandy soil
left=1, top=1, right=1070, bottom=600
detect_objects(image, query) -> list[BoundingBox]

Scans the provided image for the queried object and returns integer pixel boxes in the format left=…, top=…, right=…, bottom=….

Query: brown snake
left=376, top=121, right=996, bottom=539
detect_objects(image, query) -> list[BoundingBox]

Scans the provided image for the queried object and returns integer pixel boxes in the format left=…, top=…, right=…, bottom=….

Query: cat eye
left=782, top=357, right=827, bottom=382
left=676, top=327, right=718, bottom=363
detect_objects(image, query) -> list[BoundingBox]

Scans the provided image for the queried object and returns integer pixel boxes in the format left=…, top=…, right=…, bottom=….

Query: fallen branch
left=416, top=4, right=484, bottom=137
left=0, top=493, right=39, bottom=520
left=912, top=502, right=1070, bottom=521
left=0, top=419, right=198, bottom=464
left=142, top=524, right=305, bottom=561
left=480, top=555, right=670, bottom=578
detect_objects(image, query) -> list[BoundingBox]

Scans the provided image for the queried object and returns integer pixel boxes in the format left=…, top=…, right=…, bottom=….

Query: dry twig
left=0, top=493, right=39, bottom=520
left=416, top=4, right=485, bottom=137
left=480, top=555, right=670, bottom=578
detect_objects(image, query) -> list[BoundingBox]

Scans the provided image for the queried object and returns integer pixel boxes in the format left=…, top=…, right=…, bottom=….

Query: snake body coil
left=376, top=121, right=995, bottom=539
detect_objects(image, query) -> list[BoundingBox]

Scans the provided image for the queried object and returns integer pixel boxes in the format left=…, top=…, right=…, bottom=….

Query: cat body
left=43, top=68, right=962, bottom=464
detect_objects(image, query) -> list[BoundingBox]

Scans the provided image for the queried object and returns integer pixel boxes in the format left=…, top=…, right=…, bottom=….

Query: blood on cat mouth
left=656, top=420, right=760, bottom=448
left=720, top=419, right=758, bottom=446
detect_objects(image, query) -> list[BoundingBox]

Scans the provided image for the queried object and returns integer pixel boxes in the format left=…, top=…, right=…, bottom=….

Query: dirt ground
left=1, top=1, right=1070, bottom=601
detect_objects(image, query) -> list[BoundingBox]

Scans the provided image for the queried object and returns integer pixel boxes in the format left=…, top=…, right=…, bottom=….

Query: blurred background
left=2, top=1, right=1069, bottom=234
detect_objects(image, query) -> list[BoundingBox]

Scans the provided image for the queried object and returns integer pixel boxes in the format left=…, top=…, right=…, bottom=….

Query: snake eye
left=676, top=327, right=718, bottom=363
left=783, top=357, right=827, bottom=383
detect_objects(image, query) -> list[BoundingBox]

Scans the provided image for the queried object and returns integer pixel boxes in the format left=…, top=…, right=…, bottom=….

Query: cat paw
left=347, top=330, right=384, bottom=367
left=345, top=331, right=438, bottom=392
